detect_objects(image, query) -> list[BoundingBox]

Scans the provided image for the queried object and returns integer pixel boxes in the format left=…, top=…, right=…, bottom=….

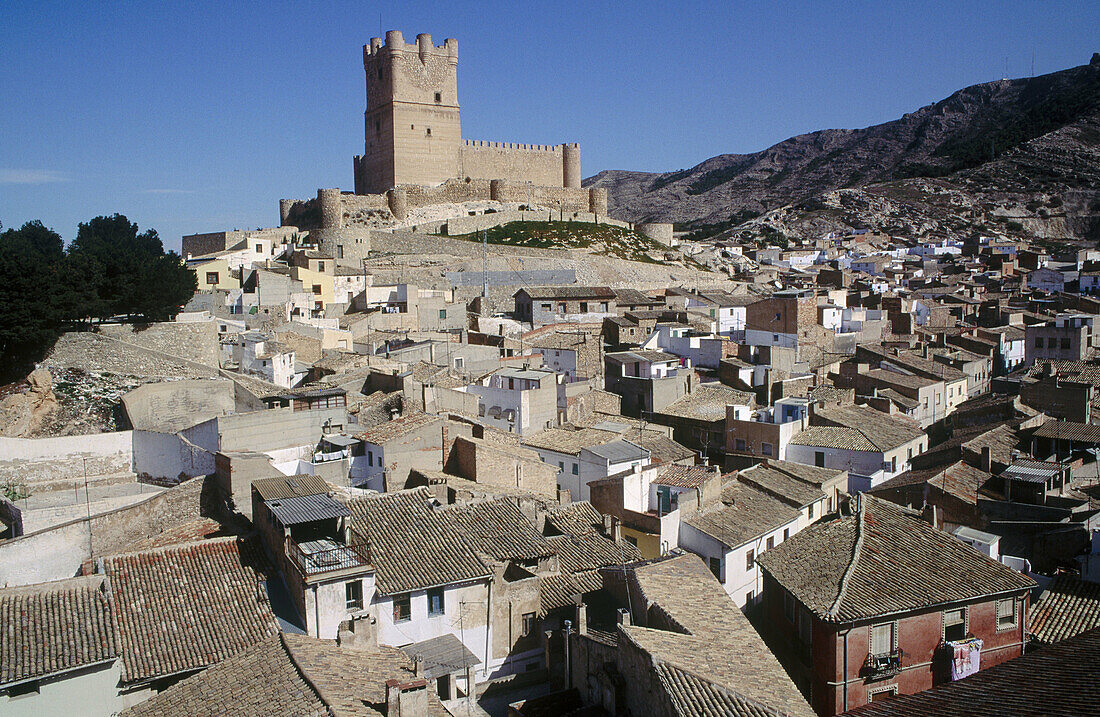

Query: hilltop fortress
left=278, top=31, right=610, bottom=263
left=354, top=31, right=581, bottom=193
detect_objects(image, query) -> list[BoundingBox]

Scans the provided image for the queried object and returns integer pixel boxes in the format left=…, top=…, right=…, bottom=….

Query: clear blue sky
left=2, top=0, right=1097, bottom=250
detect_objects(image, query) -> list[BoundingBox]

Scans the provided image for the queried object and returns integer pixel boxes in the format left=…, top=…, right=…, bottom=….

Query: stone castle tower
left=353, top=30, right=580, bottom=195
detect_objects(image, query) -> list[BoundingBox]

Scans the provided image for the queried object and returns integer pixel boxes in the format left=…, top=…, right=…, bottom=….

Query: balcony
left=287, top=532, right=370, bottom=577
left=863, top=649, right=903, bottom=679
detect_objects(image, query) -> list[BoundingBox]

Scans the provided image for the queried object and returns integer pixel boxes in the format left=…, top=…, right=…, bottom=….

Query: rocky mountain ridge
left=587, top=54, right=1100, bottom=243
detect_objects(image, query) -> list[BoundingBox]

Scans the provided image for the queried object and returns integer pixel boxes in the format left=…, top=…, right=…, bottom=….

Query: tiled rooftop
left=684, top=480, right=802, bottom=548
left=0, top=575, right=119, bottom=687
left=1030, top=575, right=1100, bottom=647
left=103, top=536, right=280, bottom=685
left=757, top=495, right=1034, bottom=623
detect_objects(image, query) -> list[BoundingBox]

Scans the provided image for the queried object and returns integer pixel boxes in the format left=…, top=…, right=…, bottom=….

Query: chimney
left=616, top=607, right=632, bottom=627
left=386, top=678, right=428, bottom=717
left=610, top=517, right=622, bottom=543
left=602, top=514, right=614, bottom=537
left=440, top=424, right=451, bottom=467
left=981, top=446, right=992, bottom=473
left=336, top=615, right=377, bottom=651
left=412, top=655, right=423, bottom=677
left=575, top=602, right=588, bottom=635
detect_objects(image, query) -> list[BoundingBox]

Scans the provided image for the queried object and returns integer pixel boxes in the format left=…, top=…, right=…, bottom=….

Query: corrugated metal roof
left=585, top=439, right=649, bottom=464
left=252, top=475, right=330, bottom=501
left=400, top=634, right=481, bottom=680
left=266, top=494, right=350, bottom=525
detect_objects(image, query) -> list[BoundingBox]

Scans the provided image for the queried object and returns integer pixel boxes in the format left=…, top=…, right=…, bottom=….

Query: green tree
left=67, top=214, right=195, bottom=321
left=0, top=221, right=65, bottom=380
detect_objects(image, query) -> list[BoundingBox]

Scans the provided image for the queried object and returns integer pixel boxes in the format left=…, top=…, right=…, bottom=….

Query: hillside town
left=4, top=24, right=1100, bottom=717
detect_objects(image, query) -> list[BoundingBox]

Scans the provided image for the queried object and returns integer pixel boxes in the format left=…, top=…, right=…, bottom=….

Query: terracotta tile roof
left=522, top=427, right=620, bottom=455
left=927, top=461, right=992, bottom=504
left=618, top=553, right=815, bottom=717
left=547, top=532, right=641, bottom=575
left=960, top=423, right=1022, bottom=465
left=517, top=286, right=616, bottom=300
left=350, top=489, right=555, bottom=595
left=738, top=463, right=826, bottom=508
left=655, top=662, right=785, bottom=717
left=545, top=501, right=605, bottom=536
left=356, top=411, right=440, bottom=445
left=789, top=425, right=878, bottom=452
left=0, top=575, right=119, bottom=687
left=812, top=404, right=926, bottom=451
left=103, top=536, right=280, bottom=685
left=846, top=625, right=1100, bottom=717
left=1029, top=575, right=1100, bottom=647
left=769, top=460, right=846, bottom=488
left=683, top=481, right=802, bottom=548
left=349, top=488, right=492, bottom=595
left=654, top=464, right=718, bottom=488
left=654, top=384, right=756, bottom=422
left=120, top=632, right=449, bottom=716
left=1032, top=420, right=1100, bottom=443
left=757, top=495, right=1034, bottom=623
left=622, top=429, right=696, bottom=464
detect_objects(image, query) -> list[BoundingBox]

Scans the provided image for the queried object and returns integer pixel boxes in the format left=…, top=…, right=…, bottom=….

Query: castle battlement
left=353, top=30, right=581, bottom=196
left=462, top=140, right=566, bottom=153
left=364, top=31, right=458, bottom=61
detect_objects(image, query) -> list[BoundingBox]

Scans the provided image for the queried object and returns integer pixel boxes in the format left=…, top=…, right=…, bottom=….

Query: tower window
left=435, top=92, right=441, bottom=103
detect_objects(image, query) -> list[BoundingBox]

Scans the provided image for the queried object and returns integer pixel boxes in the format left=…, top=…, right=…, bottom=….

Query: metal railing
left=863, top=649, right=903, bottom=679
left=286, top=534, right=370, bottom=577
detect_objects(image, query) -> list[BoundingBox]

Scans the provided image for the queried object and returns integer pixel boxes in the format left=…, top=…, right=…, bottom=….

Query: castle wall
left=459, top=141, right=565, bottom=188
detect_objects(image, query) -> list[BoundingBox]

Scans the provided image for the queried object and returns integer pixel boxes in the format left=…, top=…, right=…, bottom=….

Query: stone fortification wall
left=636, top=223, right=675, bottom=246
left=442, top=208, right=629, bottom=236
left=370, top=229, right=572, bottom=258
left=458, top=141, right=569, bottom=189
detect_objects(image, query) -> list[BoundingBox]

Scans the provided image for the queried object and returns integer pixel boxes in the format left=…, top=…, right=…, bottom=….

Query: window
left=345, top=581, right=363, bottom=610
left=336, top=245, right=343, bottom=259
left=766, top=536, right=775, bottom=550
left=997, top=598, right=1017, bottom=630
left=434, top=91, right=441, bottom=103
left=206, top=272, right=219, bottom=285
left=784, top=528, right=790, bottom=540
left=783, top=589, right=795, bottom=623
left=943, top=606, right=967, bottom=641
left=558, top=303, right=567, bottom=314
left=580, top=302, right=588, bottom=312
left=312, top=284, right=322, bottom=295
left=709, top=557, right=721, bottom=580
left=908, top=448, right=913, bottom=460
left=1035, top=337, right=1043, bottom=348
left=438, top=309, right=447, bottom=320
left=815, top=451, right=825, bottom=468
left=808, top=502, right=815, bottom=519
left=571, top=463, right=579, bottom=475
left=761, top=442, right=773, bottom=456
left=600, top=302, right=609, bottom=312
left=522, top=612, right=537, bottom=637
left=426, top=127, right=431, bottom=136
left=558, top=461, right=564, bottom=472
left=453, top=356, right=463, bottom=369
left=367, top=450, right=374, bottom=466
left=869, top=686, right=898, bottom=702
left=541, top=303, right=552, bottom=311
left=508, top=378, right=515, bottom=390
left=869, top=622, right=895, bottom=656
left=393, top=594, right=411, bottom=623
left=624, top=535, right=638, bottom=547
left=1061, top=338, right=1071, bottom=350
left=317, top=261, right=325, bottom=272
left=735, top=438, right=747, bottom=451
left=428, top=587, right=445, bottom=616
left=745, top=548, right=755, bottom=571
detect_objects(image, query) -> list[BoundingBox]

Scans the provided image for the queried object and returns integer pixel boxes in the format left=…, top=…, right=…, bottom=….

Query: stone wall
left=459, top=141, right=566, bottom=189
left=0, top=476, right=207, bottom=587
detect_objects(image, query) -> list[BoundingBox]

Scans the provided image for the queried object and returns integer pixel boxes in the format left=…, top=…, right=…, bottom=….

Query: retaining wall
left=0, top=432, right=133, bottom=484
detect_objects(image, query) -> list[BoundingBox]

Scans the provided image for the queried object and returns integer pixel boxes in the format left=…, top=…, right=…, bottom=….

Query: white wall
left=132, top=430, right=215, bottom=481
left=374, top=580, right=493, bottom=677
left=2, top=660, right=123, bottom=717
left=0, top=432, right=132, bottom=483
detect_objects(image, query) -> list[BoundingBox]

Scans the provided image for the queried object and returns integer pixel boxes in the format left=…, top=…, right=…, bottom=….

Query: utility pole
left=482, top=229, right=488, bottom=300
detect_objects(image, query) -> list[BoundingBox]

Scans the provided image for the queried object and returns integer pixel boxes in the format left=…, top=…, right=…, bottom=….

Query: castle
left=278, top=31, right=610, bottom=263
left=354, top=31, right=581, bottom=194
